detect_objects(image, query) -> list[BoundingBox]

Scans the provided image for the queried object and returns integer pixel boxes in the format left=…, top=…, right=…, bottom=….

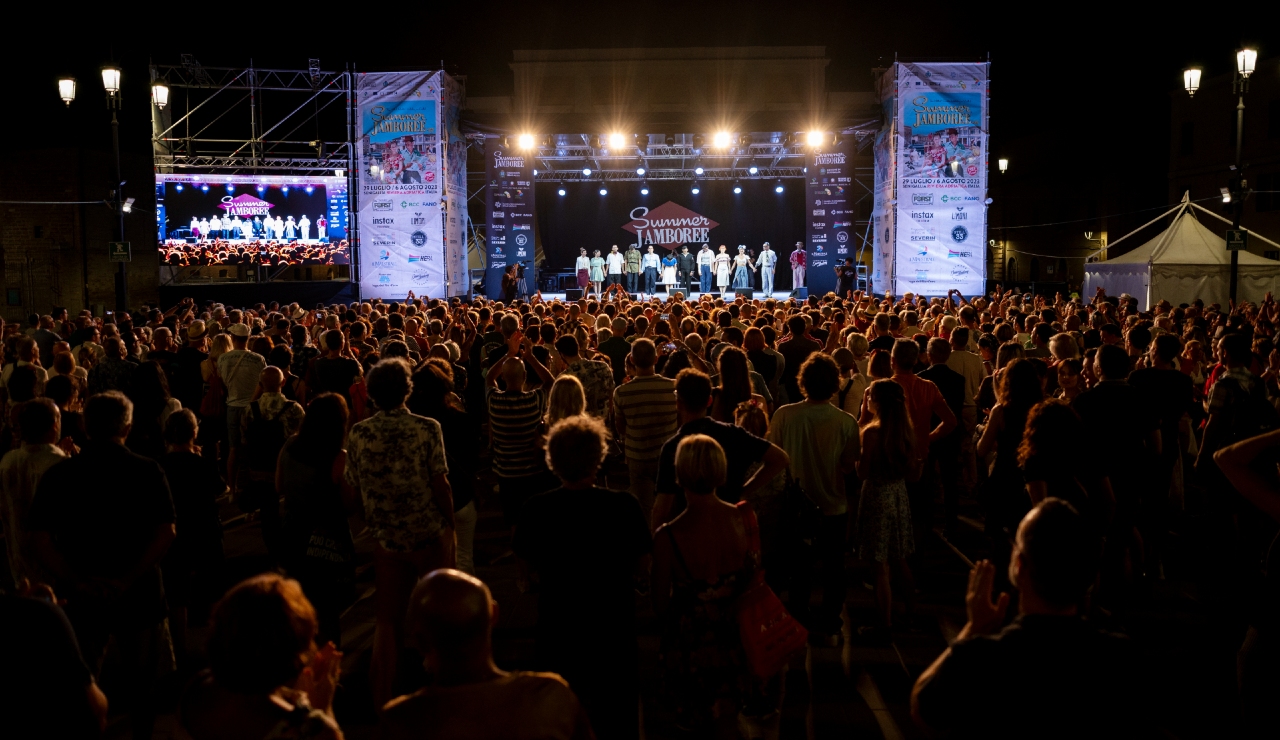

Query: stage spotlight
left=806, top=130, right=825, bottom=147
left=122, top=197, right=135, bottom=214
left=634, top=133, right=647, bottom=149
left=738, top=133, right=752, bottom=149
left=589, top=135, right=601, bottom=149
left=691, top=182, right=701, bottom=195
left=713, top=131, right=731, bottom=148
left=609, top=133, right=626, bottom=149
left=694, top=163, right=705, bottom=176
left=282, top=186, right=289, bottom=194
left=599, top=187, right=608, bottom=196
left=226, top=183, right=235, bottom=192
left=305, top=185, right=314, bottom=193
left=582, top=167, right=592, bottom=176
left=532, top=169, right=538, bottom=176
left=636, top=165, right=646, bottom=176
left=257, top=185, right=265, bottom=192
left=200, top=184, right=209, bottom=192
left=747, top=160, right=759, bottom=175
left=640, top=182, right=649, bottom=195
left=692, top=134, right=705, bottom=148
left=175, top=184, right=183, bottom=192
left=500, top=135, right=511, bottom=149
left=664, top=133, right=676, bottom=146
left=517, top=133, right=535, bottom=150
left=733, top=180, right=742, bottom=194
left=558, top=188, right=567, bottom=196
left=774, top=180, right=784, bottom=193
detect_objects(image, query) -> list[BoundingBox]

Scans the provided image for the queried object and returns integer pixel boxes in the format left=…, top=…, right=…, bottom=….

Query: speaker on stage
left=789, top=287, right=808, bottom=300
left=565, top=288, right=583, bottom=300
left=735, top=288, right=754, bottom=299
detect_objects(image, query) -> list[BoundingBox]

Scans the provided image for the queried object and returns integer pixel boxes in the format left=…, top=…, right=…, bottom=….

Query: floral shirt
left=564, top=357, right=616, bottom=419
left=345, top=407, right=449, bottom=551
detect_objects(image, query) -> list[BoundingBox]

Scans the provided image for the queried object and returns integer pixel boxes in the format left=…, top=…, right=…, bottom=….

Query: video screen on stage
left=536, top=179, right=810, bottom=285
left=155, top=174, right=350, bottom=269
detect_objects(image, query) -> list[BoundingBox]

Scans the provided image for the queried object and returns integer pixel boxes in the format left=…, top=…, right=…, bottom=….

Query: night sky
left=6, top=7, right=1262, bottom=242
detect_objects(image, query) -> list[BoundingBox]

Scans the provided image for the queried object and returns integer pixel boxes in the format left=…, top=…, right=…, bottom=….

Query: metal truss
left=157, top=152, right=353, bottom=173
left=535, top=167, right=814, bottom=182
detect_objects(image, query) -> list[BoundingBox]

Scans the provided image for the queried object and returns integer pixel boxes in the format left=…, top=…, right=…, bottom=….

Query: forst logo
left=411, top=231, right=428, bottom=247
left=373, top=201, right=393, bottom=212
left=912, top=194, right=933, bottom=205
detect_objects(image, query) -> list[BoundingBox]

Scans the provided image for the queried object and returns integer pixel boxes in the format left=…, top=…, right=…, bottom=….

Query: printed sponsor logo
left=837, top=246, right=848, bottom=255
left=811, top=235, right=827, bottom=244
left=814, top=200, right=823, bottom=206
left=814, top=152, right=847, bottom=165
left=515, top=248, right=527, bottom=257
left=812, top=259, right=828, bottom=268
left=909, top=235, right=936, bottom=242
left=400, top=201, right=422, bottom=209
left=370, top=217, right=394, bottom=225
left=492, top=150, right=527, bottom=169
left=511, top=224, right=532, bottom=230
left=490, top=261, right=506, bottom=269
left=491, top=236, right=506, bottom=245
left=910, top=212, right=934, bottom=219
left=916, top=270, right=930, bottom=281
left=912, top=193, right=933, bottom=205
left=812, top=222, right=826, bottom=230
left=378, top=274, right=393, bottom=284
left=490, top=224, right=504, bottom=231
left=407, top=254, right=431, bottom=263
left=411, top=230, right=428, bottom=247
left=411, top=216, right=427, bottom=225
left=950, top=265, right=970, bottom=277
left=952, top=210, right=968, bottom=220
left=812, top=209, right=826, bottom=217
left=951, top=226, right=969, bottom=243
left=373, top=200, right=393, bottom=212
left=836, top=231, right=849, bottom=243
left=812, top=244, right=826, bottom=253
left=412, top=273, right=432, bottom=284
left=514, top=234, right=529, bottom=246
left=492, top=211, right=504, bottom=219
left=833, top=221, right=852, bottom=228
left=947, top=248, right=973, bottom=258
left=371, top=239, right=395, bottom=247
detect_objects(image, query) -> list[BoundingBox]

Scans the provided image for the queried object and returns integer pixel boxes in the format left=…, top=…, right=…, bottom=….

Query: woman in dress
left=575, top=248, right=590, bottom=291
left=652, top=434, right=767, bottom=734
left=589, top=249, right=605, bottom=295
left=856, top=379, right=917, bottom=639
left=732, top=246, right=754, bottom=290
left=661, top=251, right=678, bottom=289
left=713, top=244, right=732, bottom=295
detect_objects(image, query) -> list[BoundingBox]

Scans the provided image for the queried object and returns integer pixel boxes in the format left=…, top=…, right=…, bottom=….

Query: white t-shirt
left=606, top=252, right=625, bottom=274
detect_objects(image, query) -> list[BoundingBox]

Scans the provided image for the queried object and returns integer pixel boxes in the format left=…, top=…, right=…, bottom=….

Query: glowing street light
left=58, top=77, right=76, bottom=106
left=101, top=66, right=121, bottom=96
left=1183, top=68, right=1202, bottom=97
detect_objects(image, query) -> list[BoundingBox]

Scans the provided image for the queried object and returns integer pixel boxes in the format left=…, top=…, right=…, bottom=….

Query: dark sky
left=6, top=6, right=1264, bottom=231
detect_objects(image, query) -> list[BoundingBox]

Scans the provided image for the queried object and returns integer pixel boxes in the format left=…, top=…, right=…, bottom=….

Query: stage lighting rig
left=774, top=180, right=785, bottom=193
left=599, top=187, right=608, bottom=196
left=806, top=130, right=825, bottom=147
left=558, top=188, right=567, bottom=196
left=691, top=181, right=702, bottom=195
left=582, top=167, right=593, bottom=176
left=640, top=182, right=650, bottom=195
left=747, top=160, right=759, bottom=176
left=733, top=180, right=742, bottom=194
left=713, top=131, right=731, bottom=148
left=588, top=135, right=601, bottom=150
left=609, top=133, right=626, bottom=149
left=738, top=133, right=752, bottom=149
left=517, top=133, right=535, bottom=150
left=692, top=134, right=705, bottom=149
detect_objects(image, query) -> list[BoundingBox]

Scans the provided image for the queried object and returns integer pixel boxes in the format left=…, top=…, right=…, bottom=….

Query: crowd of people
left=161, top=240, right=352, bottom=270
left=1, top=283, right=1278, bottom=738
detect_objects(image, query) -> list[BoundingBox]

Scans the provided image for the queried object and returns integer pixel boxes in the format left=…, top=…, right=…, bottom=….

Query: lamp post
left=1185, top=49, right=1256, bottom=302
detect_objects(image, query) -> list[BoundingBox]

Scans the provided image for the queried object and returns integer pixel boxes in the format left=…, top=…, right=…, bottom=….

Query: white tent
left=1083, top=194, right=1280, bottom=310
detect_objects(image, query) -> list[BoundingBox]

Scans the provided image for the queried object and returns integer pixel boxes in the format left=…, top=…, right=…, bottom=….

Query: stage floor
left=528, top=290, right=793, bottom=302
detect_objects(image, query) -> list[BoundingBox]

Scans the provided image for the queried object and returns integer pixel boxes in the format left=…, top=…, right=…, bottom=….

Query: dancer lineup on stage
left=576, top=241, right=801, bottom=298
left=174, top=214, right=331, bottom=245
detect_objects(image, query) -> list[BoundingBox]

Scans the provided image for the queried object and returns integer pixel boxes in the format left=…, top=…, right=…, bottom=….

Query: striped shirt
left=488, top=387, right=546, bottom=477
left=613, top=374, right=678, bottom=462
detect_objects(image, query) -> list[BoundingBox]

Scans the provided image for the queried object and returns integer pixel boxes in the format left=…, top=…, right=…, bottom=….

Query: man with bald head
left=382, top=569, right=594, bottom=739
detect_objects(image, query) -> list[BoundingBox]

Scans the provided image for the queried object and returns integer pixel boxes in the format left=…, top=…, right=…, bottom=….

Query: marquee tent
left=1083, top=194, right=1280, bottom=310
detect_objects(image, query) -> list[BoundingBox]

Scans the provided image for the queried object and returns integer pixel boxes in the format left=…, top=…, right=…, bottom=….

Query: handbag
left=735, top=502, right=808, bottom=678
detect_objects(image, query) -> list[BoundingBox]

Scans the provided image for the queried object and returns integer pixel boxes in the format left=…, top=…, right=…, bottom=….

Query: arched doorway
left=1006, top=257, right=1018, bottom=282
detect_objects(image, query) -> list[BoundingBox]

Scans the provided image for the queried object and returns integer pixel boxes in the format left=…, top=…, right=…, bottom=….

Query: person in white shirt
left=230, top=216, right=243, bottom=239
left=755, top=242, right=778, bottom=295
left=575, top=248, right=591, bottom=290
left=240, top=218, right=254, bottom=240
left=285, top=216, right=297, bottom=240
left=190, top=217, right=201, bottom=241
left=641, top=245, right=661, bottom=296
left=299, top=215, right=311, bottom=241
left=697, top=244, right=714, bottom=294
left=605, top=245, right=625, bottom=288
left=210, top=215, right=222, bottom=239
left=274, top=216, right=285, bottom=240
left=200, top=218, right=211, bottom=242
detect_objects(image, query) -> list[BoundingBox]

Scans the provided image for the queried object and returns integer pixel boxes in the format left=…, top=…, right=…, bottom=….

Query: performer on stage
left=625, top=244, right=642, bottom=293
left=252, top=216, right=264, bottom=239
left=698, top=243, right=715, bottom=294
left=299, top=215, right=311, bottom=242
left=732, top=245, right=754, bottom=290
left=589, top=250, right=605, bottom=295
left=714, top=244, right=732, bottom=296
left=662, top=251, right=678, bottom=290
left=274, top=216, right=285, bottom=240
left=200, top=218, right=211, bottom=242
left=755, top=241, right=778, bottom=296
left=285, top=216, right=298, bottom=241
left=677, top=245, right=696, bottom=293
left=190, top=217, right=200, bottom=241
left=834, top=257, right=857, bottom=298
left=575, top=248, right=591, bottom=290
left=239, top=218, right=253, bottom=240
left=642, top=245, right=660, bottom=296
left=316, top=215, right=327, bottom=241
left=790, top=241, right=807, bottom=289
left=210, top=215, right=223, bottom=240
left=606, top=245, right=625, bottom=288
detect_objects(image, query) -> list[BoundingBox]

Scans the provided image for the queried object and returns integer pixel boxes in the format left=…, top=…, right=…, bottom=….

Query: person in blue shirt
left=661, top=252, right=678, bottom=292
left=642, top=246, right=661, bottom=296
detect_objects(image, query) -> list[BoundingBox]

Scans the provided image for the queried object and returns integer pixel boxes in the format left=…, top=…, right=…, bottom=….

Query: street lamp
left=998, top=158, right=1009, bottom=174
left=1183, top=68, right=1202, bottom=97
left=59, top=64, right=129, bottom=311
left=151, top=82, right=169, bottom=109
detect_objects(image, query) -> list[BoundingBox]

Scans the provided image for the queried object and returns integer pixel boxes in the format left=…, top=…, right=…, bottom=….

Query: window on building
left=1180, top=121, right=1195, bottom=156
left=1007, top=257, right=1018, bottom=282
left=1258, top=172, right=1279, bottom=213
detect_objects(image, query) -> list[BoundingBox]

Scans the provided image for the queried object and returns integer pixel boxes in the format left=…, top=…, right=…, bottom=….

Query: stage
left=511, top=290, right=800, bottom=302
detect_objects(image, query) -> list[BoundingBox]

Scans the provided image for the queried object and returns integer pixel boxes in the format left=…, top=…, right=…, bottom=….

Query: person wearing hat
left=755, top=241, right=778, bottom=296
left=217, top=323, right=268, bottom=487
left=790, top=242, right=807, bottom=289
left=172, top=320, right=210, bottom=414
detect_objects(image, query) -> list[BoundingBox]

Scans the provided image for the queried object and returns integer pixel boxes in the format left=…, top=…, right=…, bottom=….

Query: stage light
left=1183, top=68, right=1202, bottom=97
left=640, top=182, right=649, bottom=195
left=283, top=186, right=290, bottom=194
left=257, top=185, right=265, bottom=192
left=599, top=187, right=608, bottom=196
left=201, top=185, right=209, bottom=192
left=774, top=181, right=784, bottom=193
left=806, top=130, right=825, bottom=147
left=636, top=165, right=646, bottom=176
left=1238, top=48, right=1257, bottom=78
left=609, top=133, right=626, bottom=149
left=101, top=66, right=121, bottom=96
left=1221, top=187, right=1232, bottom=203
left=57, top=77, right=76, bottom=106
left=589, top=135, right=601, bottom=150
left=691, top=182, right=701, bottom=195
left=747, top=160, right=759, bottom=175
left=532, top=169, right=538, bottom=176
left=174, top=184, right=183, bottom=192
left=582, top=167, right=592, bottom=176
left=558, top=188, right=567, bottom=196
left=733, top=181, right=742, bottom=194
left=122, top=197, right=135, bottom=214
left=664, top=134, right=676, bottom=146
left=692, top=134, right=705, bottom=148
left=634, top=134, right=647, bottom=149
left=694, top=164, right=705, bottom=176
left=998, top=158, right=1009, bottom=174
left=226, top=183, right=235, bottom=192
left=305, top=185, right=314, bottom=193
left=517, top=133, right=535, bottom=150
left=152, top=82, right=169, bottom=109
left=713, top=131, right=731, bottom=148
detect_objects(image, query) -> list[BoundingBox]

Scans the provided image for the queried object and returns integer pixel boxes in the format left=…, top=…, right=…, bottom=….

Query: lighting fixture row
left=555, top=181, right=786, bottom=196
left=501, top=130, right=837, bottom=152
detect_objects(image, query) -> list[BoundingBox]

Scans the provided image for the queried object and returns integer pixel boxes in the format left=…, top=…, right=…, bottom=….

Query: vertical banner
left=440, top=74, right=468, bottom=296
left=356, top=71, right=444, bottom=299
left=484, top=140, right=537, bottom=299
left=892, top=62, right=989, bottom=296
left=871, top=67, right=898, bottom=297
left=805, top=135, right=858, bottom=297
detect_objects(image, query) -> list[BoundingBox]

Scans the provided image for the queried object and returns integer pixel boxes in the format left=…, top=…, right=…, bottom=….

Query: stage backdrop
left=875, top=62, right=990, bottom=297
left=155, top=174, right=348, bottom=247
left=356, top=71, right=466, bottom=299
left=537, top=179, right=805, bottom=290
left=485, top=141, right=537, bottom=298
left=805, top=136, right=858, bottom=297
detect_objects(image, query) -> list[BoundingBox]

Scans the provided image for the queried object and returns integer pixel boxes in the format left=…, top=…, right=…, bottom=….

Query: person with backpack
left=238, top=367, right=303, bottom=559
